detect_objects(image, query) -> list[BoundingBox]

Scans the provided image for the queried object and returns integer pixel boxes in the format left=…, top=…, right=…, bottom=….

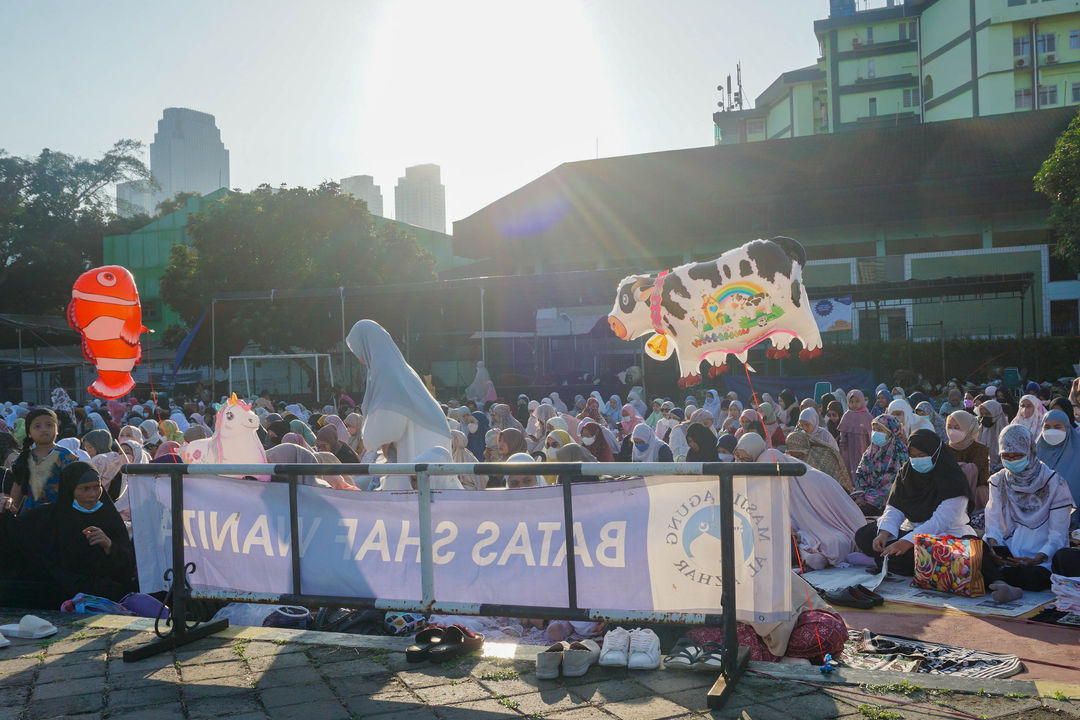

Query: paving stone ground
left=0, top=611, right=1076, bottom=720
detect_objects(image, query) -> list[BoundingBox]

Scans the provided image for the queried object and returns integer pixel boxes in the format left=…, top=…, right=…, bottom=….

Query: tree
left=0, top=140, right=152, bottom=313
left=1035, top=109, right=1080, bottom=271
left=155, top=191, right=202, bottom=218
left=160, top=183, right=437, bottom=366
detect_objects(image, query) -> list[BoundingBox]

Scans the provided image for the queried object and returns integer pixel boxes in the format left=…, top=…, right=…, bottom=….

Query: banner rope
left=741, top=359, right=826, bottom=664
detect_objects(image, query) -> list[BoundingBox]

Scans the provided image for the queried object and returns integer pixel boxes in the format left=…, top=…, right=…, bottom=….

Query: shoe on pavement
left=627, top=628, right=661, bottom=670
left=536, top=641, right=569, bottom=679
left=562, top=639, right=601, bottom=677
left=598, top=626, right=631, bottom=667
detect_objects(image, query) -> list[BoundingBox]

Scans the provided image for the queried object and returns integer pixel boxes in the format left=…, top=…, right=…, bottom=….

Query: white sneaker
left=627, top=628, right=661, bottom=670
left=598, top=626, right=631, bottom=667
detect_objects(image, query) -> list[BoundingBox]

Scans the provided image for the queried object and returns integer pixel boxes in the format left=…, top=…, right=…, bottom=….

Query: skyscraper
left=394, top=164, right=446, bottom=233
left=148, top=108, right=230, bottom=211
left=115, top=179, right=152, bottom=217
left=339, top=174, right=384, bottom=217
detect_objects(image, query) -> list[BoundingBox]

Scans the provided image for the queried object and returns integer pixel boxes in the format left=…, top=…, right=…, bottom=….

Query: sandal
left=694, top=641, right=724, bottom=672
left=428, top=624, right=484, bottom=662
left=663, top=638, right=701, bottom=669
left=406, top=625, right=447, bottom=663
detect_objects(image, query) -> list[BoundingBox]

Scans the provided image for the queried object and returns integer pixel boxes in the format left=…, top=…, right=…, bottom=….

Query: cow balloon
left=607, top=237, right=822, bottom=388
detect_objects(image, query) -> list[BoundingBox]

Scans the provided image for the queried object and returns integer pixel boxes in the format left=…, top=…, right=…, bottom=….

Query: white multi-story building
left=340, top=174, right=384, bottom=217
left=149, top=108, right=230, bottom=211
left=394, top=164, right=446, bottom=233
left=115, top=179, right=152, bottom=217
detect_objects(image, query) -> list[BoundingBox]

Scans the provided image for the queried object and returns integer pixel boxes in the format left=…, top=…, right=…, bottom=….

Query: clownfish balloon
left=67, top=265, right=148, bottom=399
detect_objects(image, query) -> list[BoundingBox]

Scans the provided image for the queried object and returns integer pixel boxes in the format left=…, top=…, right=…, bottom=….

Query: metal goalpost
left=227, top=353, right=334, bottom=402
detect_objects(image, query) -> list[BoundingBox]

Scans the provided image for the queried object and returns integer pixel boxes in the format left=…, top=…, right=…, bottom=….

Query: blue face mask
left=73, top=499, right=103, bottom=514
left=909, top=456, right=935, bottom=474
left=1003, top=457, right=1030, bottom=474
left=871, top=431, right=888, bottom=447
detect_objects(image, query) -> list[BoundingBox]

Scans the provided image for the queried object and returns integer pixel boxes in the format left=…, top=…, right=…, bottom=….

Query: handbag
left=911, top=534, right=985, bottom=597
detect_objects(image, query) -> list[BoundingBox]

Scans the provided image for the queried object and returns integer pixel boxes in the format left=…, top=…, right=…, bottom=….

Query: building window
left=1037, top=33, right=1056, bottom=54
left=1014, top=36, right=1031, bottom=57
left=900, top=23, right=907, bottom=41
left=869, top=97, right=878, bottom=117
left=903, top=87, right=921, bottom=107
left=1073, top=82, right=1080, bottom=102
left=867, top=59, right=876, bottom=78
left=747, top=119, right=765, bottom=135
left=1039, top=83, right=1059, bottom=105
left=1007, top=0, right=1026, bottom=6
left=867, top=26, right=874, bottom=45
left=909, top=21, right=918, bottom=41
left=923, top=75, right=934, bottom=101
left=1016, top=88, right=1033, bottom=108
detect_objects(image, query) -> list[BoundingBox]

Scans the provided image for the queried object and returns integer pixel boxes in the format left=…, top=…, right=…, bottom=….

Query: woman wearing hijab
left=57, top=438, right=91, bottom=463
left=578, top=421, right=613, bottom=463
left=1, top=462, right=134, bottom=607
left=777, top=389, right=799, bottom=426
left=977, top=399, right=1008, bottom=474
left=316, top=425, right=361, bottom=464
left=461, top=410, right=489, bottom=464
left=759, top=404, right=786, bottom=447
left=685, top=423, right=720, bottom=462
left=852, top=414, right=909, bottom=514
left=669, top=409, right=714, bottom=462
left=654, top=401, right=678, bottom=441
left=619, top=403, right=644, bottom=440
left=631, top=423, right=673, bottom=463
left=797, top=408, right=839, bottom=452
left=716, top=433, right=737, bottom=462
left=322, top=414, right=351, bottom=446
left=720, top=400, right=742, bottom=435
left=945, top=411, right=991, bottom=510
left=577, top=396, right=605, bottom=426
left=160, top=419, right=184, bottom=444
left=735, top=433, right=864, bottom=570
left=939, top=388, right=965, bottom=417
left=600, top=395, right=621, bottom=426
left=870, top=386, right=891, bottom=418
left=784, top=430, right=852, bottom=493
left=529, top=404, right=557, bottom=455
left=887, top=398, right=931, bottom=442
left=983, top=425, right=1073, bottom=599
left=626, top=389, right=646, bottom=419
left=287, top=419, right=317, bottom=449
left=645, top=399, right=664, bottom=429
left=854, top=429, right=974, bottom=576
left=735, top=408, right=765, bottom=440
left=448, top=429, right=485, bottom=490
left=994, top=387, right=1018, bottom=425
left=1035, top=409, right=1080, bottom=515
left=343, top=412, right=364, bottom=455
left=702, top=390, right=723, bottom=421
left=1011, top=395, right=1048, bottom=439
left=153, top=441, right=182, bottom=460
left=915, top=401, right=948, bottom=443
left=497, top=427, right=529, bottom=461
left=554, top=444, right=598, bottom=483
left=490, top=403, right=524, bottom=434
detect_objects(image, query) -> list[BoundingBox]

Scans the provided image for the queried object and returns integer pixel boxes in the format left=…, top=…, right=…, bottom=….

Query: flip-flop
left=406, top=625, right=447, bottom=663
left=693, top=641, right=724, bottom=672
left=663, top=638, right=701, bottom=670
left=428, top=625, right=484, bottom=663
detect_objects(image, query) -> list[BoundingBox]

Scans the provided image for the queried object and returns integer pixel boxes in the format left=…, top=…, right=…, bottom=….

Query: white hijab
left=632, top=423, right=666, bottom=462
left=346, top=320, right=452, bottom=442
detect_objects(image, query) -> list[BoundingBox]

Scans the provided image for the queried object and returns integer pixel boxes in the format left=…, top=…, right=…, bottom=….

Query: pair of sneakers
left=598, top=627, right=660, bottom=670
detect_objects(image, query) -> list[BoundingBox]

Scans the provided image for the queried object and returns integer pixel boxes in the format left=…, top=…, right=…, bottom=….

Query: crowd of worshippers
left=0, top=374, right=1079, bottom=611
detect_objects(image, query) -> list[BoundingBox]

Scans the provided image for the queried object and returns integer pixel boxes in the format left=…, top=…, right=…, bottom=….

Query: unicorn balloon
left=181, top=394, right=268, bottom=480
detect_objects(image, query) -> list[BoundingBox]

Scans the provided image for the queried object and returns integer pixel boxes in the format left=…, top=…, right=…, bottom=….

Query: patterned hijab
left=996, top=424, right=1074, bottom=530
left=854, top=414, right=908, bottom=498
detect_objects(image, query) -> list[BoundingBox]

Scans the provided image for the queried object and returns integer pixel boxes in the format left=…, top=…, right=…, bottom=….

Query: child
left=8, top=408, right=78, bottom=513
left=837, top=390, right=873, bottom=483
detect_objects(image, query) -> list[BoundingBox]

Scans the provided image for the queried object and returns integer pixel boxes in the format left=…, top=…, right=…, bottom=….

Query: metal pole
left=718, top=472, right=737, bottom=677
left=340, top=288, right=347, bottom=380
left=289, top=477, right=301, bottom=594
left=480, top=287, right=487, bottom=367
left=940, top=321, right=945, bottom=382
left=16, top=329, right=23, bottom=401
left=210, top=299, right=216, bottom=400
left=315, top=360, right=320, bottom=404
left=418, top=470, right=435, bottom=609
left=561, top=474, right=579, bottom=610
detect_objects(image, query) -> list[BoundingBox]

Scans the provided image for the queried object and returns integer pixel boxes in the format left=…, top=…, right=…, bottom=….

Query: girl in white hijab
left=887, top=398, right=931, bottom=441
left=631, top=423, right=673, bottom=462
left=702, top=390, right=723, bottom=420
left=798, top=408, right=839, bottom=452
left=1011, top=394, right=1048, bottom=438
left=346, top=320, right=452, bottom=487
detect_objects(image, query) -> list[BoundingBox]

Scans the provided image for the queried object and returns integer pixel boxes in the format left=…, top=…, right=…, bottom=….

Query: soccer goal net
left=227, top=354, right=335, bottom=403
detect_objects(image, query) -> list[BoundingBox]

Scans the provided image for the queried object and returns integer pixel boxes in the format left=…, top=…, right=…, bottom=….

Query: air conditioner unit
left=1047, top=53, right=1058, bottom=63
left=1016, top=57, right=1028, bottom=68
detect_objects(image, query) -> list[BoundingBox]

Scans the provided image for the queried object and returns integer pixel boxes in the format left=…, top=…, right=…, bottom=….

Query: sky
left=0, top=0, right=826, bottom=226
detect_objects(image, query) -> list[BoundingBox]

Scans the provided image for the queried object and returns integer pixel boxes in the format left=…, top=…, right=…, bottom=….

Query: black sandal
left=427, top=624, right=484, bottom=662
left=406, top=625, right=447, bottom=663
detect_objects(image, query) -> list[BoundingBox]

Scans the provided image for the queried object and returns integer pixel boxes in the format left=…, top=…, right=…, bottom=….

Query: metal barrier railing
left=120, top=460, right=804, bottom=709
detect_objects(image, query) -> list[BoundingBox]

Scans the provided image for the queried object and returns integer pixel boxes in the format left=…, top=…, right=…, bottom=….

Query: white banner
left=811, top=296, right=853, bottom=333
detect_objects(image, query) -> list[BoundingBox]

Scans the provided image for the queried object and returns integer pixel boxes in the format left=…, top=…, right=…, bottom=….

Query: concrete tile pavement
left=0, top=610, right=1076, bottom=720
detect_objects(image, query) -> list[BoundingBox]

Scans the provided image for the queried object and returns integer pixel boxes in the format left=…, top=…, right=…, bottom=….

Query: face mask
left=1041, top=429, right=1067, bottom=446
left=964, top=399, right=974, bottom=409
left=73, top=499, right=103, bottom=514
left=946, top=428, right=966, bottom=445
left=545, top=447, right=558, bottom=460
left=581, top=435, right=596, bottom=446
left=466, top=423, right=478, bottom=433
left=979, top=415, right=995, bottom=428
left=633, top=441, right=647, bottom=449
left=871, top=431, right=888, bottom=447
left=910, top=456, right=935, bottom=474
left=1003, top=457, right=1030, bottom=474
left=717, top=453, right=734, bottom=462
left=893, top=394, right=903, bottom=400
left=622, top=415, right=631, bottom=421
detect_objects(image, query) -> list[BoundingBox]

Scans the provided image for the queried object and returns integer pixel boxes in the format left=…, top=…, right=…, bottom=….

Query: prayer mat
left=840, top=629, right=1023, bottom=679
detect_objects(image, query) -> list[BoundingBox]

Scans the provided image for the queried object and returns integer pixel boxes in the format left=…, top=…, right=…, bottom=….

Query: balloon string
left=741, top=359, right=825, bottom=663
left=146, top=339, right=163, bottom=429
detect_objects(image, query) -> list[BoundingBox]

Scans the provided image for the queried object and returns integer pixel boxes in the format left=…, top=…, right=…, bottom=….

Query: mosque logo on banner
left=646, top=477, right=790, bottom=623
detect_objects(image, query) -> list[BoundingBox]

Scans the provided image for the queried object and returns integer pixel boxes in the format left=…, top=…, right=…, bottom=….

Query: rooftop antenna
left=736, top=62, right=744, bottom=110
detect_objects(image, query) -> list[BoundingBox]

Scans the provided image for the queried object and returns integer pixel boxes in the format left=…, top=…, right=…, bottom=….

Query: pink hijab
left=837, top=389, right=873, bottom=435
left=154, top=441, right=181, bottom=459
left=620, top=403, right=644, bottom=434
left=107, top=400, right=127, bottom=424
left=322, top=414, right=350, bottom=444
left=282, top=432, right=315, bottom=453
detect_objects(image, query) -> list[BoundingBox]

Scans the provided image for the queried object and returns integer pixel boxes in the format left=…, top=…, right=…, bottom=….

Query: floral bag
left=911, top=534, right=985, bottom=597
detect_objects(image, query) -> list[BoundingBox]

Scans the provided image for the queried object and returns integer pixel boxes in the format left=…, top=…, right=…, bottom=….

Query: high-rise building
left=339, top=174, right=384, bottom=217
left=713, top=0, right=1080, bottom=144
left=394, top=164, right=446, bottom=233
left=115, top=179, right=152, bottom=217
left=149, top=108, right=230, bottom=211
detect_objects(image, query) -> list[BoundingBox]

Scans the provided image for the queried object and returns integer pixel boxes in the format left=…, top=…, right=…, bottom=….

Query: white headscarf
left=57, top=437, right=91, bottom=462
left=465, top=361, right=492, bottom=403
left=702, top=390, right=723, bottom=420
left=887, top=398, right=930, bottom=439
left=284, top=404, right=310, bottom=423
left=735, top=432, right=767, bottom=460
left=632, top=423, right=666, bottom=462
left=1011, top=394, right=1048, bottom=438
left=346, top=320, right=452, bottom=441
left=549, top=393, right=568, bottom=413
